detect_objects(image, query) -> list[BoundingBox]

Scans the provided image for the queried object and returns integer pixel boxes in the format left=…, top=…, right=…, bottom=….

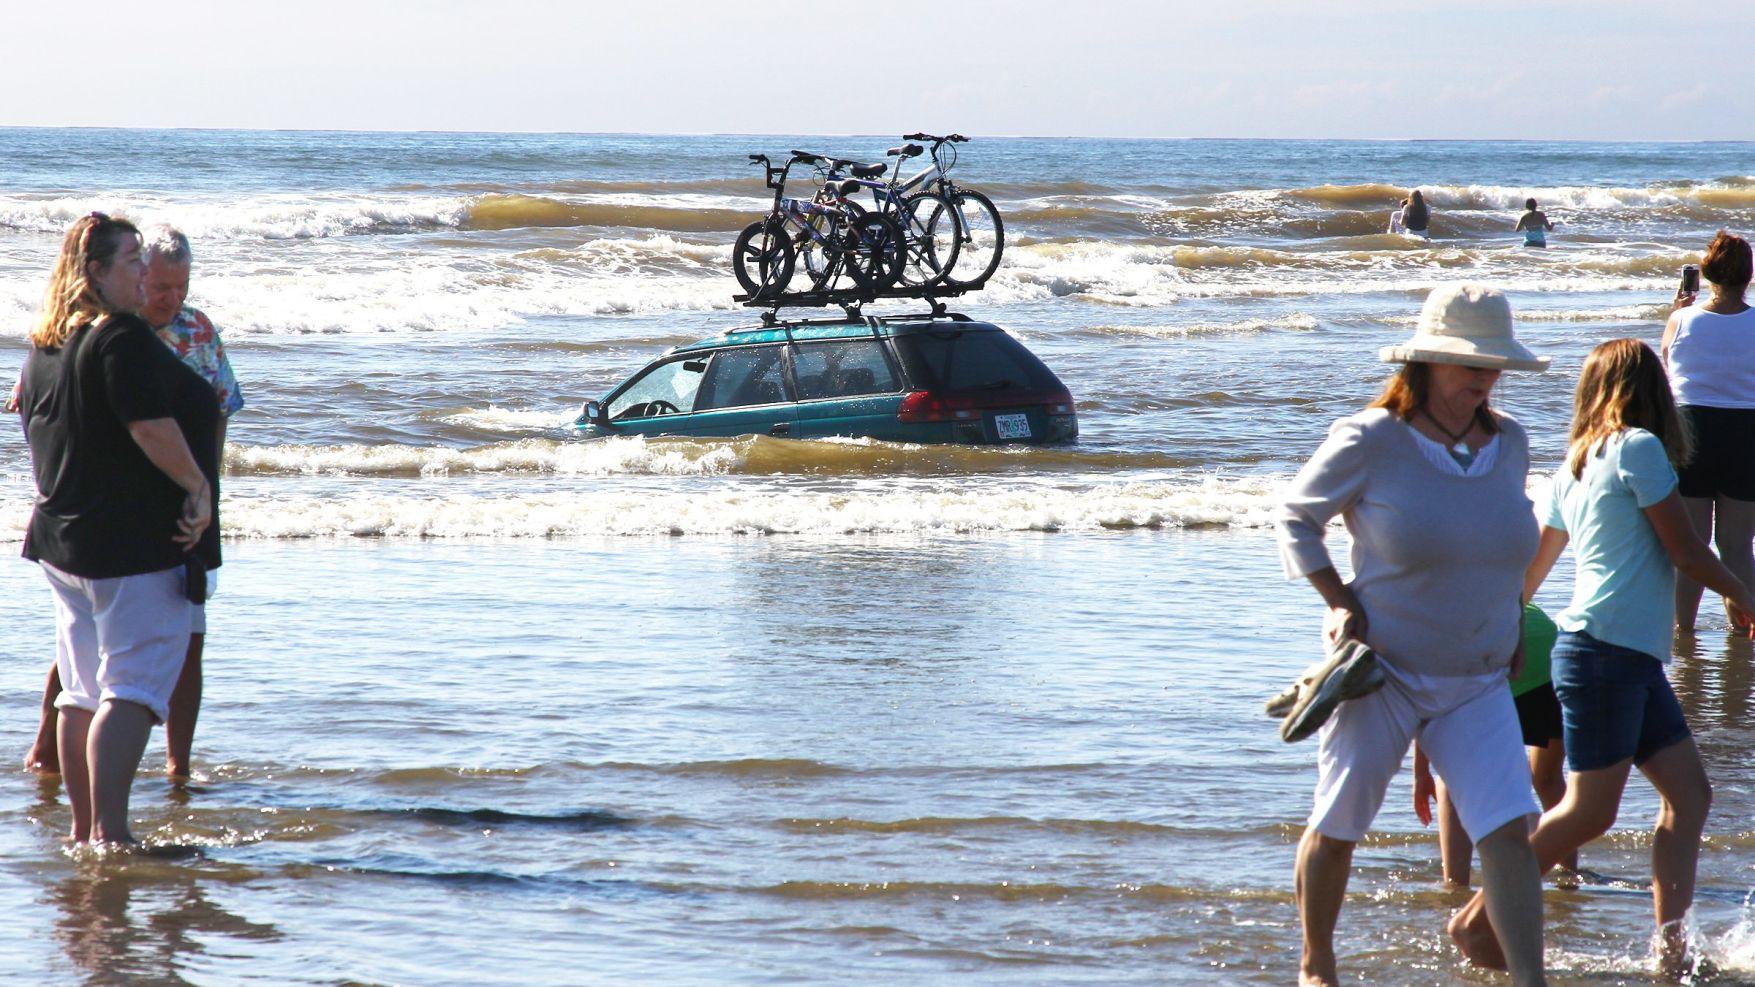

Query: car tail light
left=897, top=390, right=981, bottom=423
left=898, top=389, right=1078, bottom=423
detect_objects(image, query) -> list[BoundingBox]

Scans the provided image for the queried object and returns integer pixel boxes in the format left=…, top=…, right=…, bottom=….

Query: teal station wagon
left=575, top=312, right=1077, bottom=445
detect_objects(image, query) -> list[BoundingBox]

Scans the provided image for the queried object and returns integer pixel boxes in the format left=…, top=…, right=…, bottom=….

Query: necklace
left=1421, top=407, right=1474, bottom=459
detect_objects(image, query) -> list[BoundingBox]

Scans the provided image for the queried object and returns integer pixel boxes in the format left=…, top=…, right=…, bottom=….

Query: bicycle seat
left=887, top=144, right=924, bottom=158
left=850, top=163, right=886, bottom=179
left=790, top=150, right=824, bottom=163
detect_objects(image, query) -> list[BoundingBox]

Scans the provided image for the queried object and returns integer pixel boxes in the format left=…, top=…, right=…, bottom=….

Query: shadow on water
left=397, top=806, right=631, bottom=830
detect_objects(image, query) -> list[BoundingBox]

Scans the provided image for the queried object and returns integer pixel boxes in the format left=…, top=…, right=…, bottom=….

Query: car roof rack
left=723, top=300, right=972, bottom=337
left=733, top=281, right=976, bottom=324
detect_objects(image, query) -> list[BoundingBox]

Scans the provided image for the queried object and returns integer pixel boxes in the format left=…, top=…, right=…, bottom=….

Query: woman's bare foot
left=1657, top=919, right=1714, bottom=983
left=1447, top=899, right=1508, bottom=970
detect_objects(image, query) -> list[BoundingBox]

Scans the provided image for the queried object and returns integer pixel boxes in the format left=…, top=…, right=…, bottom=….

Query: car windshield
left=893, top=329, right=1062, bottom=393
left=606, top=356, right=707, bottom=420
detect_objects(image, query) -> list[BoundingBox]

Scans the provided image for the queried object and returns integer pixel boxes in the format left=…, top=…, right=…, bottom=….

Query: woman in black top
left=1403, top=189, right=1432, bottom=237
left=15, top=213, right=218, bottom=846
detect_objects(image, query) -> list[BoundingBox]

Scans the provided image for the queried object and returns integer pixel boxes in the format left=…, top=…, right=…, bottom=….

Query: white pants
left=43, top=562, right=192, bottom=723
left=1310, top=664, right=1539, bottom=843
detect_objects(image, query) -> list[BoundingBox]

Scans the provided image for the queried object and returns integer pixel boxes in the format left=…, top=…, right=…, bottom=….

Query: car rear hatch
left=890, top=325, right=1077, bottom=444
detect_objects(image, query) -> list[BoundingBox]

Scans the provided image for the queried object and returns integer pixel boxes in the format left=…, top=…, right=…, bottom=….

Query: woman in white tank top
left=1661, top=230, right=1755, bottom=633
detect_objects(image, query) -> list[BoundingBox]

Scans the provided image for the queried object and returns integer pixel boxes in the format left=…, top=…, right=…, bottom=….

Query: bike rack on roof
left=734, top=281, right=975, bottom=326
left=722, top=307, right=978, bottom=337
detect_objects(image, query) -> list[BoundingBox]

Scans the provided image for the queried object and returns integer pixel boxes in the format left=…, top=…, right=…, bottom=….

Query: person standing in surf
left=1661, top=230, right=1755, bottom=635
left=1447, top=338, right=1755, bottom=978
left=22, top=226, right=243, bottom=780
left=1278, top=283, right=1550, bottom=987
left=1402, top=189, right=1431, bottom=238
left=1516, top=199, right=1555, bottom=248
left=15, top=213, right=219, bottom=846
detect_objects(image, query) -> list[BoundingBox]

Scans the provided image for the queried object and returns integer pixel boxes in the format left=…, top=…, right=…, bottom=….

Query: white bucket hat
left=1379, top=284, right=1549, bottom=371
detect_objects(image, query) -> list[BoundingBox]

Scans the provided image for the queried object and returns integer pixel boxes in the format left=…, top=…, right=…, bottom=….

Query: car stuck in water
left=575, top=312, right=1076, bottom=446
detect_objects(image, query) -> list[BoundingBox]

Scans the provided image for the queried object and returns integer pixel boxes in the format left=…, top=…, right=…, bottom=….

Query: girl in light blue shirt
left=1450, top=338, right=1755, bottom=977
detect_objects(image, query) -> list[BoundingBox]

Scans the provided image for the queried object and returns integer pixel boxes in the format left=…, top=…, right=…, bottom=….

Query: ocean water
left=2, top=129, right=1754, bottom=984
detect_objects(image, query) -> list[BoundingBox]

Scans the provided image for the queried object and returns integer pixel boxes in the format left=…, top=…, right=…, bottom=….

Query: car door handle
left=768, top=423, right=790, bottom=436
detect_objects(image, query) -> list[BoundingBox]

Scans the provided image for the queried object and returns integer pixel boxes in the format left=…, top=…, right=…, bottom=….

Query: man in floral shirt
left=22, top=225, right=242, bottom=780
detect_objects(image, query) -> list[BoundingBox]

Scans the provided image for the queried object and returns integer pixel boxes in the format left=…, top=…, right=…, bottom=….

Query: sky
left=4, top=0, right=1752, bottom=140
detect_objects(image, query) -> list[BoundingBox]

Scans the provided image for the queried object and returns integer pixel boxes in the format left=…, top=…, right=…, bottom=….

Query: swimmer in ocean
left=1401, top=189, right=1431, bottom=238
left=1515, top=198, right=1555, bottom=248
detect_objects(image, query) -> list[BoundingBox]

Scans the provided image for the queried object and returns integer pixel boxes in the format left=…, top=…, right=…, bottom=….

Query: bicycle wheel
left=899, top=191, right=960, bottom=287
left=841, top=214, right=905, bottom=295
left=733, top=218, right=795, bottom=299
left=929, top=188, right=1004, bottom=289
left=802, top=201, right=864, bottom=288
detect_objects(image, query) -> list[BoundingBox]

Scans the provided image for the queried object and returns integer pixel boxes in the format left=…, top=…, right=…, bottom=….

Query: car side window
left=790, top=340, right=899, bottom=400
left=696, top=345, right=789, bottom=411
left=606, top=355, right=708, bottom=421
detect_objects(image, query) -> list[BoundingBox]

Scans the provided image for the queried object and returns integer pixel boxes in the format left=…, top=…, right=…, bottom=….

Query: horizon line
left=0, top=124, right=1746, bottom=145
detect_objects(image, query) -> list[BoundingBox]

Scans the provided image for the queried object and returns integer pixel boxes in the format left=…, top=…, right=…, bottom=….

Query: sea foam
left=59, top=477, right=1285, bottom=540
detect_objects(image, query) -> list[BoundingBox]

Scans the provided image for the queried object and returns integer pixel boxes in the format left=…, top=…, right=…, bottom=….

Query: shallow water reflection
left=49, top=859, right=278, bottom=987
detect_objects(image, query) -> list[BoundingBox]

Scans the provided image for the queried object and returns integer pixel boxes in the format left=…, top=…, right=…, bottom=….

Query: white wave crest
left=433, top=406, right=583, bottom=433
left=68, top=477, right=1285, bottom=539
left=226, top=436, right=746, bottom=478
left=0, top=193, right=471, bottom=240
left=1086, top=314, right=1318, bottom=338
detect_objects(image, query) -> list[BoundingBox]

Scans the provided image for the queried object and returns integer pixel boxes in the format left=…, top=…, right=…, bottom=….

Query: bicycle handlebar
left=902, top=133, right=968, bottom=143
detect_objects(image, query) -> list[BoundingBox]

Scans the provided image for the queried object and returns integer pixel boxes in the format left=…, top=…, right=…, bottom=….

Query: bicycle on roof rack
left=816, top=149, right=962, bottom=289
left=888, top=133, right=1005, bottom=289
left=732, top=151, right=905, bottom=302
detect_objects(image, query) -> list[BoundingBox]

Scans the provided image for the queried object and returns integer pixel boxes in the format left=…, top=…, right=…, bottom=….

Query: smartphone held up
left=1681, top=263, right=1700, bottom=295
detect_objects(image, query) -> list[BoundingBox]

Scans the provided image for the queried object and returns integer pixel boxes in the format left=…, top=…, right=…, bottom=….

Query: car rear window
left=894, top=329, right=1062, bottom=393
left=791, top=339, right=900, bottom=400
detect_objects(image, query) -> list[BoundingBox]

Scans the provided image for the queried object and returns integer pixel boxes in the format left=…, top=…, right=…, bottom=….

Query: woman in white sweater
left=1278, top=284, right=1551, bottom=987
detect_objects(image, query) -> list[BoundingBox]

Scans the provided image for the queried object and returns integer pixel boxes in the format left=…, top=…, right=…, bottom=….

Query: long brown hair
left=30, top=213, right=141, bottom=349
left=1566, top=338, right=1691, bottom=479
left=1702, top=229, right=1752, bottom=288
left=1403, top=189, right=1430, bottom=229
left=1368, top=361, right=1499, bottom=434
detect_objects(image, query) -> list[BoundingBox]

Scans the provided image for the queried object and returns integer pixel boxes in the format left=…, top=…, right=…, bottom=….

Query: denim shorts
left=1551, top=631, right=1692, bottom=773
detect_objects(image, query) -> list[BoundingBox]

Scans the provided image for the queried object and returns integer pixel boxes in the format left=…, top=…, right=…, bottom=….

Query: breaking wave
left=222, top=434, right=1196, bottom=479
left=161, top=477, right=1281, bottom=539
left=0, top=192, right=470, bottom=240
left=1277, top=180, right=1755, bottom=213
left=462, top=194, right=752, bottom=233
left=1082, top=314, right=1319, bottom=338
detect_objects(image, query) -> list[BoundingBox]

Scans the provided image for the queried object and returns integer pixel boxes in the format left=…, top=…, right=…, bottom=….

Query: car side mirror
left=581, top=400, right=604, bottom=425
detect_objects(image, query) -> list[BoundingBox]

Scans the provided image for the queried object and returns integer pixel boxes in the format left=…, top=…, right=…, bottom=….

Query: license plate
left=994, top=413, right=1031, bottom=439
